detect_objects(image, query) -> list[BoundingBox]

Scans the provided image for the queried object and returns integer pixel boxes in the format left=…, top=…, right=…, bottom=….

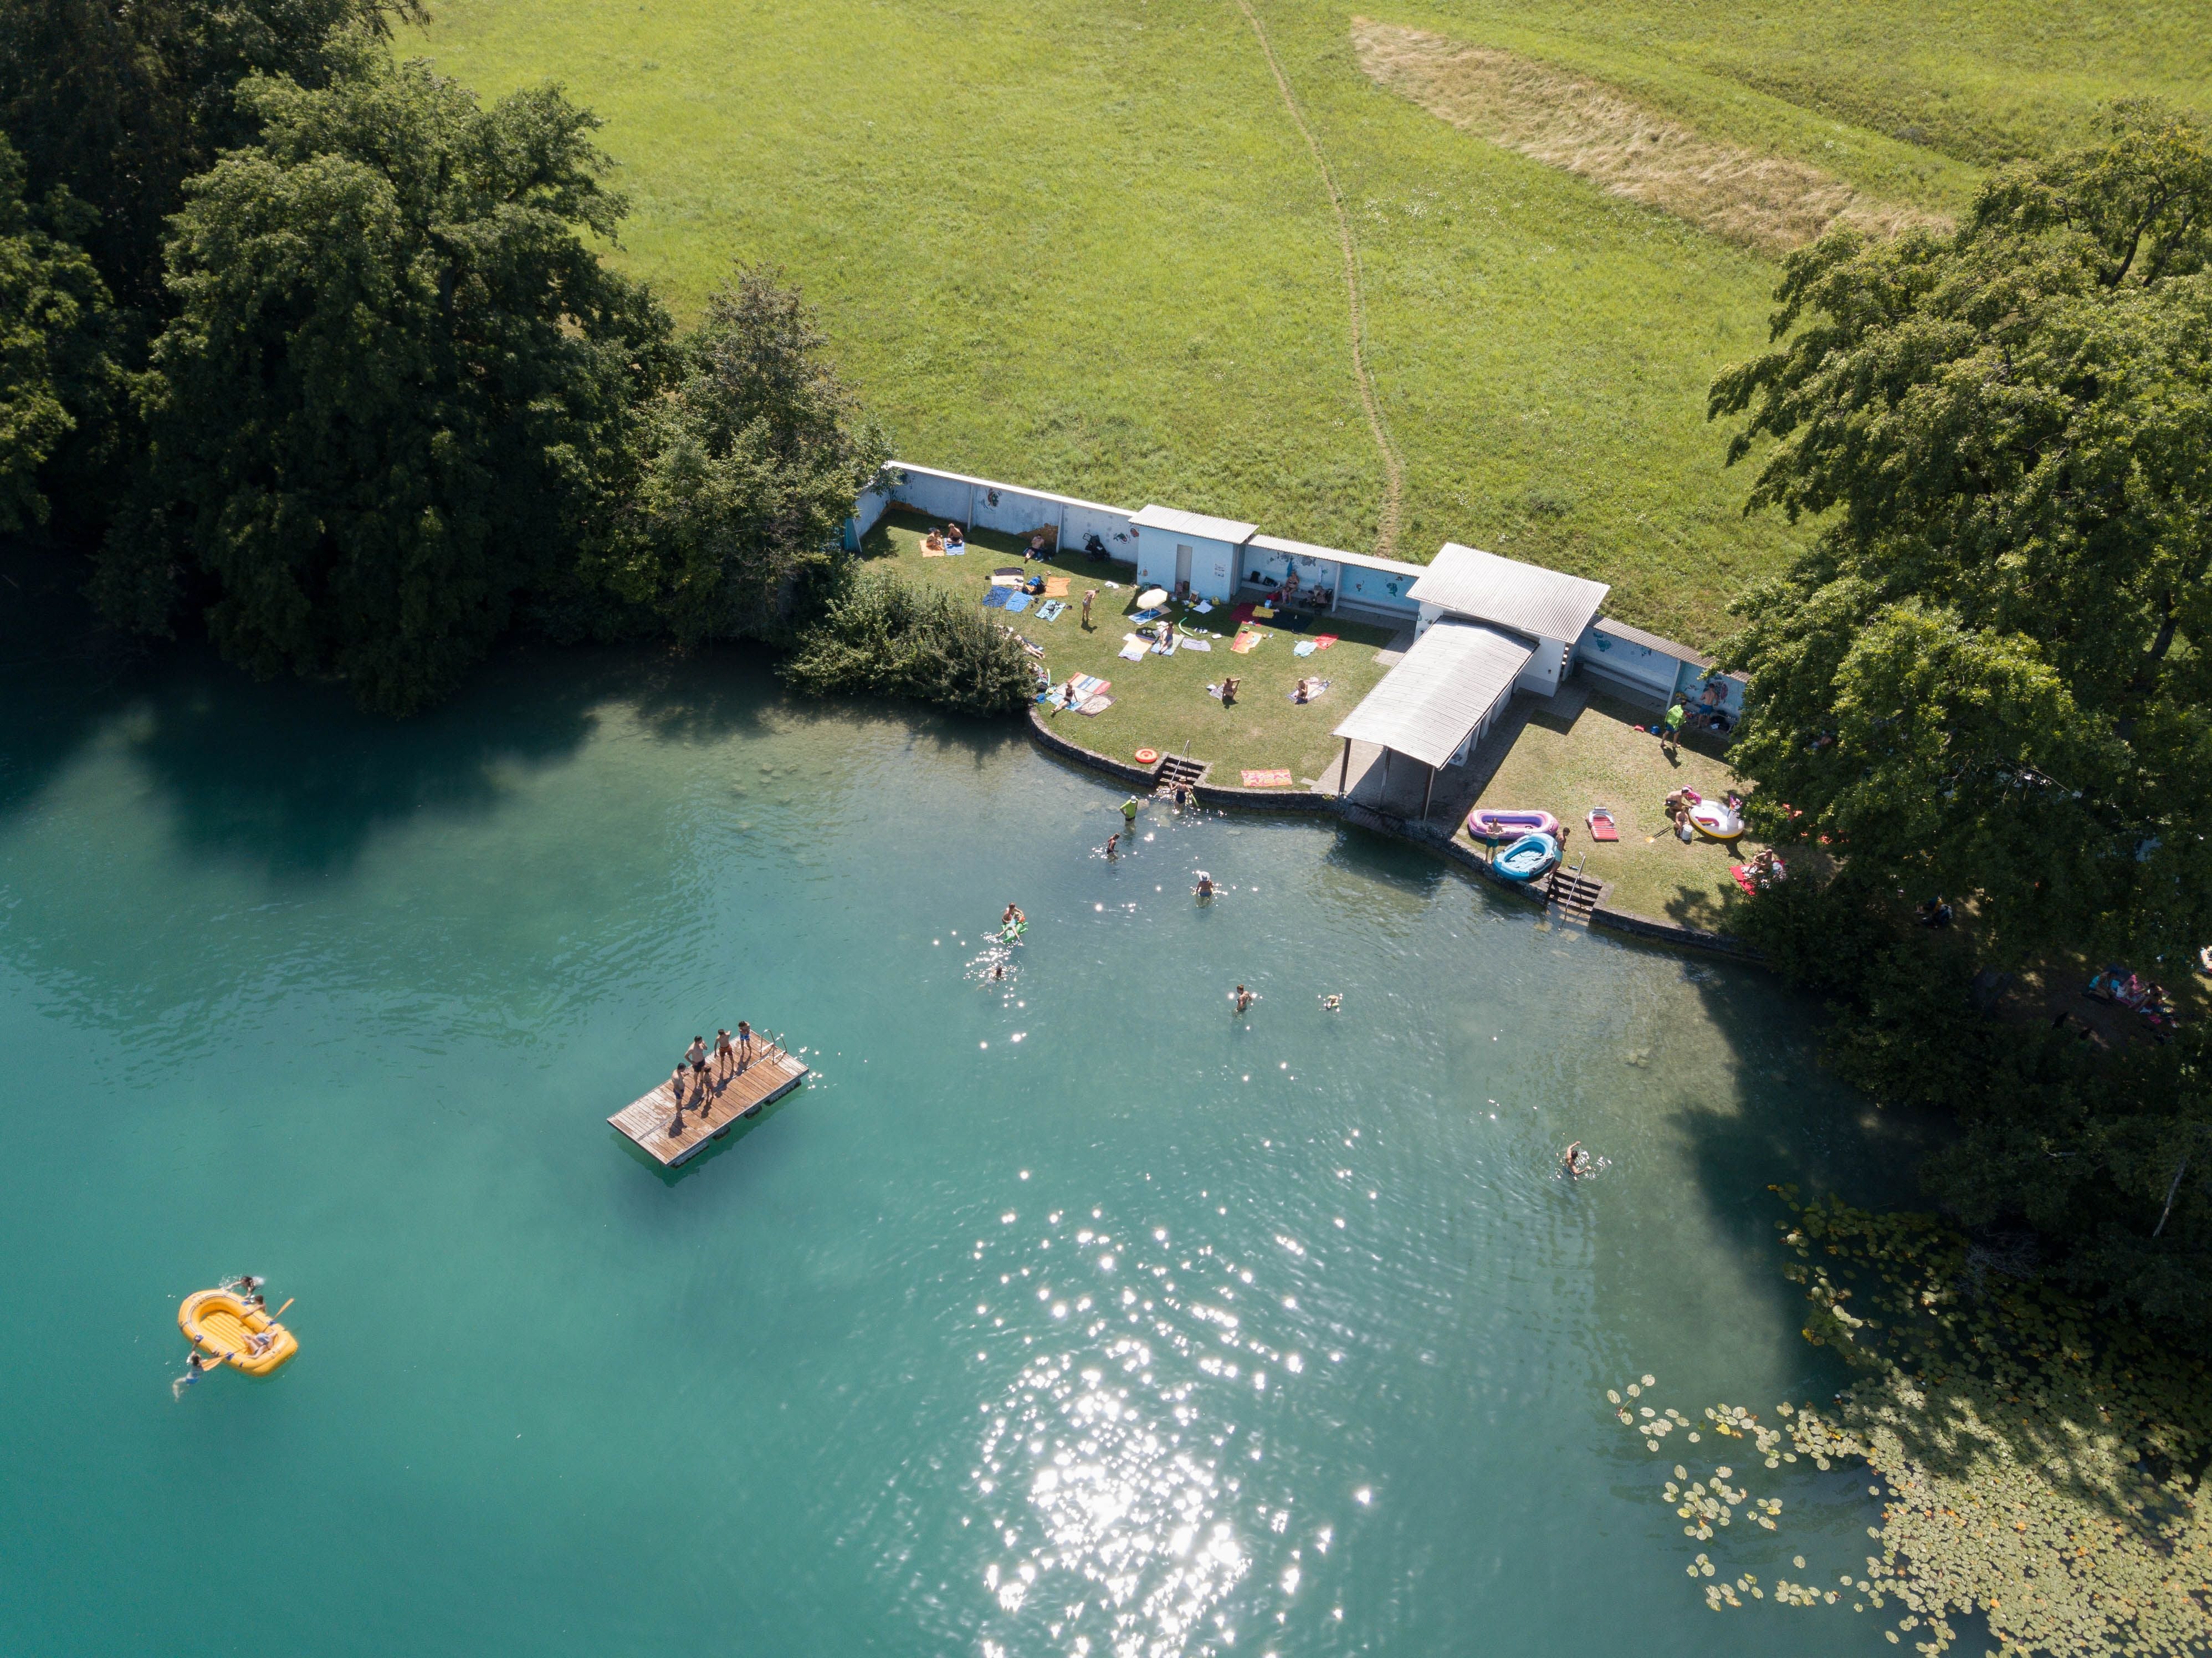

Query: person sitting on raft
left=1002, top=903, right=1026, bottom=930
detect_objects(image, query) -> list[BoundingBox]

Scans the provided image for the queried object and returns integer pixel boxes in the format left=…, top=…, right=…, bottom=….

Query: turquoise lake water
left=0, top=633, right=1941, bottom=1656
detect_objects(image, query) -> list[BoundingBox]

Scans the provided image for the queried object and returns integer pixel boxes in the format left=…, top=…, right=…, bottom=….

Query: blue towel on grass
left=1004, top=592, right=1032, bottom=613
left=980, top=586, right=1011, bottom=609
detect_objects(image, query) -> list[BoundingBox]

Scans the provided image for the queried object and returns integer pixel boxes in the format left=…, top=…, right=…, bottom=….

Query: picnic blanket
left=1078, top=694, right=1113, bottom=715
left=1003, top=591, right=1033, bottom=613
left=1034, top=599, right=1067, bottom=622
left=1729, top=863, right=1757, bottom=896
left=1241, top=769, right=1294, bottom=787
left=1043, top=576, right=1071, bottom=597
left=1118, top=639, right=1150, bottom=662
left=980, top=586, right=1012, bottom=609
left=1229, top=630, right=1266, bottom=654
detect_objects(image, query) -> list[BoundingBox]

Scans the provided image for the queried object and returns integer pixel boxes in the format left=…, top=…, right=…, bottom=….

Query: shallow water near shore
left=0, top=640, right=1937, bottom=1657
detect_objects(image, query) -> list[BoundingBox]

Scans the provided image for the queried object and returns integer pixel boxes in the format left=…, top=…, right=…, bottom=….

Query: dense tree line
left=1714, top=105, right=2212, bottom=1334
left=0, top=1, right=990, bottom=714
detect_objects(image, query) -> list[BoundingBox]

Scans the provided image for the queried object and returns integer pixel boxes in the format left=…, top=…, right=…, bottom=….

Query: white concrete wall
left=1514, top=636, right=1569, bottom=697
left=881, top=462, right=1138, bottom=561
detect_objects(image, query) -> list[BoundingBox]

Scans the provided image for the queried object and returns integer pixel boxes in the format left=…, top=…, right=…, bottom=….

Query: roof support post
left=1338, top=736, right=1352, bottom=796
left=1421, top=763, right=1435, bottom=822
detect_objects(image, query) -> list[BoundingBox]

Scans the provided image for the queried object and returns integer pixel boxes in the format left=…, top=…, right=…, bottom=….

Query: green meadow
left=408, top=0, right=2210, bottom=647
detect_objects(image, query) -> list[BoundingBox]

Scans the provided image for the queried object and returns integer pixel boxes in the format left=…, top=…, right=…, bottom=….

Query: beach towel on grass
left=1313, top=634, right=1338, bottom=649
left=1043, top=577, right=1071, bottom=597
left=1067, top=674, right=1109, bottom=699
left=1729, top=863, right=1756, bottom=896
left=1153, top=633, right=1178, bottom=656
left=1078, top=694, right=1113, bottom=715
left=980, top=586, right=1012, bottom=609
left=990, top=571, right=1023, bottom=588
left=1035, top=599, right=1067, bottom=622
left=1241, top=769, right=1294, bottom=787
left=1286, top=678, right=1332, bottom=703
left=944, top=544, right=967, bottom=555
left=1003, top=592, right=1033, bottom=613
left=1229, top=631, right=1266, bottom=654
left=1191, top=599, right=1214, bottom=614
left=1179, top=636, right=1212, bottom=651
left=921, top=545, right=946, bottom=557
left=1293, top=640, right=1317, bottom=657
left=1130, top=607, right=1164, bottom=625
left=1118, top=640, right=1150, bottom=662
left=1231, top=602, right=1256, bottom=625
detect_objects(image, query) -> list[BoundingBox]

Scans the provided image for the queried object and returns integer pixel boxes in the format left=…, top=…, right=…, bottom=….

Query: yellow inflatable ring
left=179, top=1289, right=298, bottom=1376
left=1134, top=748, right=1160, bottom=765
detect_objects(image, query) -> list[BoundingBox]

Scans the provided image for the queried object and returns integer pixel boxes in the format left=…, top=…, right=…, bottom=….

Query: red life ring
left=1134, top=748, right=1160, bottom=765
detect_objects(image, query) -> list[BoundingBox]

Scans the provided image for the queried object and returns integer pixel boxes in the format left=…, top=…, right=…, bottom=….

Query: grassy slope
left=411, top=1, right=2208, bottom=648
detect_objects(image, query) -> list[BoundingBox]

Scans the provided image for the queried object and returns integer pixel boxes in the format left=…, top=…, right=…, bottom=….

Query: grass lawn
left=409, top=2, right=2206, bottom=648
left=863, top=508, right=1397, bottom=784
left=1459, top=693, right=1773, bottom=929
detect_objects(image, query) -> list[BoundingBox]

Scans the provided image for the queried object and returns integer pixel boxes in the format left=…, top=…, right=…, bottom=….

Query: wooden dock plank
left=608, top=1042, right=809, bottom=1166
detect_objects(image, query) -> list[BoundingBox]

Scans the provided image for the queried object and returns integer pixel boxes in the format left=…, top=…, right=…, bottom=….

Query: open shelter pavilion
left=1332, top=620, right=1533, bottom=818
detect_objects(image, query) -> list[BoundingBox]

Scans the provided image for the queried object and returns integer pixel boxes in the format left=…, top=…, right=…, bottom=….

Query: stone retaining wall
left=1028, top=709, right=1763, bottom=962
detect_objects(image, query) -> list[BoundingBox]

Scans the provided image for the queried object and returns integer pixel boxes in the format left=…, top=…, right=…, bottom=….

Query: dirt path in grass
left=1233, top=0, right=1405, bottom=560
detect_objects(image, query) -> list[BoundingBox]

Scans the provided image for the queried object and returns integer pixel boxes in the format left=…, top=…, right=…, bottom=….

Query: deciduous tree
left=97, top=51, right=672, bottom=714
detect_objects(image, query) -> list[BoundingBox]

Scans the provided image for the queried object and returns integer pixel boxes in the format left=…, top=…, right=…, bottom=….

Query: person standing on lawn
left=1082, top=590, right=1095, bottom=630
left=1662, top=698, right=1687, bottom=753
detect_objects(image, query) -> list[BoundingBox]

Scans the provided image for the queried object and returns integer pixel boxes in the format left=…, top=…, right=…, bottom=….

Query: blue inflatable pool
left=1494, top=831, right=1560, bottom=883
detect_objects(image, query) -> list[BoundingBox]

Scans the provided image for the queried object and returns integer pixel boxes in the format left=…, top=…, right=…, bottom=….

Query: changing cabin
left=1128, top=504, right=1256, bottom=603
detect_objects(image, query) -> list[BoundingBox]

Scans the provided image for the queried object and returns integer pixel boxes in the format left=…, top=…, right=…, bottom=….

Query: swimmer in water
left=173, top=1349, right=218, bottom=1400
left=1231, top=984, right=1255, bottom=1015
left=1562, top=1141, right=1590, bottom=1179
left=1104, top=832, right=1120, bottom=859
left=1320, top=993, right=1342, bottom=1011
left=991, top=963, right=1006, bottom=981
left=1194, top=872, right=1215, bottom=898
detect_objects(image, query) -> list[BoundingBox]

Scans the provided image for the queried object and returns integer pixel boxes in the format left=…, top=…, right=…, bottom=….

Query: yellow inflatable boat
left=178, top=1288, right=297, bottom=1376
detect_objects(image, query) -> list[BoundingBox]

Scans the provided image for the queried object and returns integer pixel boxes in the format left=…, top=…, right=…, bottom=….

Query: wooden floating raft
left=607, top=1039, right=809, bottom=1168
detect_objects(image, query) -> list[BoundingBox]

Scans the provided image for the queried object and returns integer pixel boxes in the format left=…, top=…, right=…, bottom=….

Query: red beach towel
left=1312, top=634, right=1338, bottom=649
left=1241, top=769, right=1294, bottom=787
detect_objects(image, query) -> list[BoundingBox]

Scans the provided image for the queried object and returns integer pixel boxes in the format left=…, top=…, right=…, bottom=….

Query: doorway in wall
left=1174, top=544, right=1193, bottom=592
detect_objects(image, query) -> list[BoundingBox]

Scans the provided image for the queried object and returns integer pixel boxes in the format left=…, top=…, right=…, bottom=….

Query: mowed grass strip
left=863, top=509, right=1396, bottom=784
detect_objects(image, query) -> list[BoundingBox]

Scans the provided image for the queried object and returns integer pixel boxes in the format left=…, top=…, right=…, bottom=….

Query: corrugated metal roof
left=1245, top=533, right=1427, bottom=580
left=1591, top=616, right=1715, bottom=669
left=1129, top=503, right=1258, bottom=544
left=1407, top=543, right=1610, bottom=643
left=1332, top=621, right=1532, bottom=769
